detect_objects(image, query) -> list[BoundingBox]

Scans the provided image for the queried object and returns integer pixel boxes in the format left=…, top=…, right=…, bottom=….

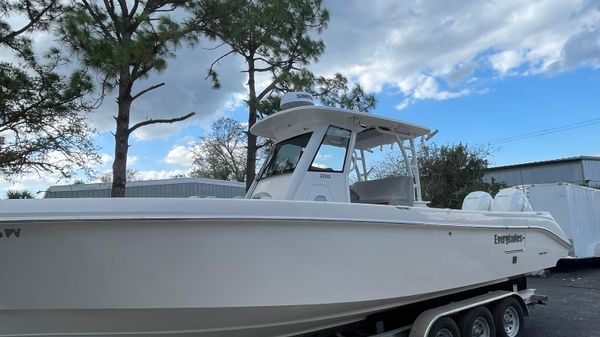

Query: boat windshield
left=262, top=132, right=312, bottom=179
left=310, top=126, right=351, bottom=172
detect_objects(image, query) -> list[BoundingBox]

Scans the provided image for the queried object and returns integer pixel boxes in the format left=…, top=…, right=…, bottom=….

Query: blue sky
left=2, top=0, right=599, bottom=195
left=397, top=67, right=600, bottom=166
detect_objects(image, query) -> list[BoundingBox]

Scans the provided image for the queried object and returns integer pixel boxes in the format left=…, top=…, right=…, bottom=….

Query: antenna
left=424, top=129, right=439, bottom=141
left=280, top=92, right=314, bottom=111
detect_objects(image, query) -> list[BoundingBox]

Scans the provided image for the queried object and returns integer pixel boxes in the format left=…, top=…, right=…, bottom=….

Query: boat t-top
left=0, top=92, right=570, bottom=337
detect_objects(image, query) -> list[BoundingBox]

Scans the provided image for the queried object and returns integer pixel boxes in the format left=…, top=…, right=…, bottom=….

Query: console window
left=310, top=126, right=351, bottom=172
left=262, top=132, right=312, bottom=178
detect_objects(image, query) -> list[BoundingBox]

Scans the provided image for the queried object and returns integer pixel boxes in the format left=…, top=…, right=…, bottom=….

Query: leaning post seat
left=351, top=176, right=415, bottom=206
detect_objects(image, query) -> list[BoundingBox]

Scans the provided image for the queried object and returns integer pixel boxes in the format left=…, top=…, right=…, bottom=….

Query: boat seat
left=349, top=188, right=360, bottom=203
left=462, top=191, right=493, bottom=211
left=492, top=188, right=533, bottom=212
left=351, top=176, right=414, bottom=206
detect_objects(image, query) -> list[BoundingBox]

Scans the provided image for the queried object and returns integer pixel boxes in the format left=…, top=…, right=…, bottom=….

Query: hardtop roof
left=250, top=105, right=431, bottom=142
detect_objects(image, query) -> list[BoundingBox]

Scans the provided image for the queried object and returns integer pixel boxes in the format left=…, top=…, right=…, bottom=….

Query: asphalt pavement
left=523, top=262, right=600, bottom=337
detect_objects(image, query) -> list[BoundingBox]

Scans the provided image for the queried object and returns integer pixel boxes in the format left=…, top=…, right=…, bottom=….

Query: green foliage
left=371, top=153, right=409, bottom=180
left=419, top=144, right=506, bottom=208
left=190, top=117, right=246, bottom=182
left=0, top=0, right=98, bottom=178
left=0, top=0, right=61, bottom=49
left=580, top=181, right=600, bottom=190
left=59, top=1, right=199, bottom=89
left=6, top=190, right=35, bottom=199
left=200, top=0, right=329, bottom=88
left=373, top=143, right=506, bottom=209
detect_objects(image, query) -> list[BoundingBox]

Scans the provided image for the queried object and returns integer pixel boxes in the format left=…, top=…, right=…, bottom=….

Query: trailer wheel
left=458, top=306, right=496, bottom=337
left=428, top=316, right=461, bottom=337
left=492, top=297, right=524, bottom=337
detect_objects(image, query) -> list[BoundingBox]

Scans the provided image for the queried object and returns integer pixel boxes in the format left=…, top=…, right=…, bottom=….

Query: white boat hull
left=0, top=198, right=570, bottom=336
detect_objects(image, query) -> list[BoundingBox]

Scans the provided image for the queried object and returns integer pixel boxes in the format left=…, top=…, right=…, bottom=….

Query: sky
left=2, top=0, right=599, bottom=196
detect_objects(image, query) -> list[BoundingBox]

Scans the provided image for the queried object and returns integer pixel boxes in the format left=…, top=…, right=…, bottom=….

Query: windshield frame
left=308, top=125, right=352, bottom=173
left=260, top=132, right=313, bottom=179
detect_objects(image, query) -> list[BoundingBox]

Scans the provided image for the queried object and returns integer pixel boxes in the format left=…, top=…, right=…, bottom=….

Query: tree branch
left=0, top=0, right=57, bottom=44
left=128, top=112, right=196, bottom=135
left=205, top=49, right=237, bottom=79
left=131, top=82, right=165, bottom=101
left=202, top=42, right=226, bottom=50
left=81, top=0, right=118, bottom=42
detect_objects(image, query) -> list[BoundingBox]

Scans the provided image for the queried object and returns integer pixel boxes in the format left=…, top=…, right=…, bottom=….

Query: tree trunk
left=246, top=106, right=257, bottom=191
left=111, top=70, right=132, bottom=197
left=245, top=58, right=257, bottom=191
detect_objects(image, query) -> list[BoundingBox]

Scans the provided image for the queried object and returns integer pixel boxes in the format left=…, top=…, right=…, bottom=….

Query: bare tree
left=190, top=117, right=246, bottom=182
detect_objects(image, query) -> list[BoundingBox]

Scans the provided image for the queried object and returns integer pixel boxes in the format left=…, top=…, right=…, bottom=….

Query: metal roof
left=46, top=177, right=245, bottom=193
left=487, top=156, right=600, bottom=171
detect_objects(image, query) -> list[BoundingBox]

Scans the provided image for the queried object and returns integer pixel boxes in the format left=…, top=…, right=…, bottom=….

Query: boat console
left=248, top=92, right=432, bottom=205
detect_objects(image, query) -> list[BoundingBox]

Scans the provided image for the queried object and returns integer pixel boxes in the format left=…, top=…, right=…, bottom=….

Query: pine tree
left=58, top=0, right=217, bottom=196
left=197, top=0, right=329, bottom=190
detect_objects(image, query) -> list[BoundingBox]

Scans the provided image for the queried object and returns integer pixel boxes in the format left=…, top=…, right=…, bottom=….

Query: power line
left=488, top=118, right=600, bottom=145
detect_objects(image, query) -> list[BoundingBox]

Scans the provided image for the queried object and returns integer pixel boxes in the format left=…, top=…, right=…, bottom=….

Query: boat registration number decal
left=0, top=227, right=21, bottom=239
left=494, top=233, right=524, bottom=245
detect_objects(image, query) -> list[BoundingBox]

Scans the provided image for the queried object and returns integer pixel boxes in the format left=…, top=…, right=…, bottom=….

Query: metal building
left=45, top=177, right=246, bottom=199
left=484, top=156, right=600, bottom=187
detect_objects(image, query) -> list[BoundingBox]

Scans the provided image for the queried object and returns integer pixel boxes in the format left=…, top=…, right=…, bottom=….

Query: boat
left=0, top=92, right=570, bottom=337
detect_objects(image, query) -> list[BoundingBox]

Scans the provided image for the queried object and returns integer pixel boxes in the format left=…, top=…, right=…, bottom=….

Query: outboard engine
left=462, top=191, right=493, bottom=211
left=492, top=188, right=533, bottom=212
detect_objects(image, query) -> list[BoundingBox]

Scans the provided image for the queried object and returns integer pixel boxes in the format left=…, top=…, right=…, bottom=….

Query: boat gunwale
left=0, top=216, right=571, bottom=248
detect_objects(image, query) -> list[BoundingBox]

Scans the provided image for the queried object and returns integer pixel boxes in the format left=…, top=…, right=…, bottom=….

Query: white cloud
left=395, top=100, right=410, bottom=111
left=4, top=0, right=598, bottom=123
left=413, top=76, right=469, bottom=101
left=396, top=75, right=469, bottom=109
left=83, top=41, right=247, bottom=141
left=313, top=0, right=599, bottom=108
left=489, top=50, right=527, bottom=75
left=100, top=154, right=113, bottom=165
left=445, top=62, right=478, bottom=86
left=4, top=182, right=26, bottom=192
left=164, top=145, right=195, bottom=166
left=0, top=170, right=71, bottom=198
left=136, top=170, right=186, bottom=181
left=127, top=155, right=139, bottom=165
left=178, top=135, right=197, bottom=145
left=550, top=25, right=600, bottom=71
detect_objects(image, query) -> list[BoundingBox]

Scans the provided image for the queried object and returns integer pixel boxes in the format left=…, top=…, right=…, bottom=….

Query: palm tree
left=6, top=190, right=34, bottom=199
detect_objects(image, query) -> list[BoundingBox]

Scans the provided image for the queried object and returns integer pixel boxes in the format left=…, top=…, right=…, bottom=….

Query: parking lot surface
left=523, top=264, right=600, bottom=337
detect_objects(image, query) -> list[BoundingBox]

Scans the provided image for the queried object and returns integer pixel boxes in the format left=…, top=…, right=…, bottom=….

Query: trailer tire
left=458, top=306, right=496, bottom=337
left=492, top=297, right=524, bottom=337
left=428, top=316, right=461, bottom=337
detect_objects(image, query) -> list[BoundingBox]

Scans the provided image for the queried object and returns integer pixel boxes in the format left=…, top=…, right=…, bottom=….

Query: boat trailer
left=302, top=282, right=547, bottom=337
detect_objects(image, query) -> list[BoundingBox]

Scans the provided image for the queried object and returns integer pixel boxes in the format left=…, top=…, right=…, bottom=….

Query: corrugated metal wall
left=45, top=179, right=246, bottom=199
left=583, top=160, right=600, bottom=186
left=484, top=161, right=585, bottom=186
left=47, top=188, right=111, bottom=198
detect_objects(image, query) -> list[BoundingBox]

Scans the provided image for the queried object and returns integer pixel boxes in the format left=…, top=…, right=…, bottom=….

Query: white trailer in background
left=518, top=183, right=600, bottom=258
